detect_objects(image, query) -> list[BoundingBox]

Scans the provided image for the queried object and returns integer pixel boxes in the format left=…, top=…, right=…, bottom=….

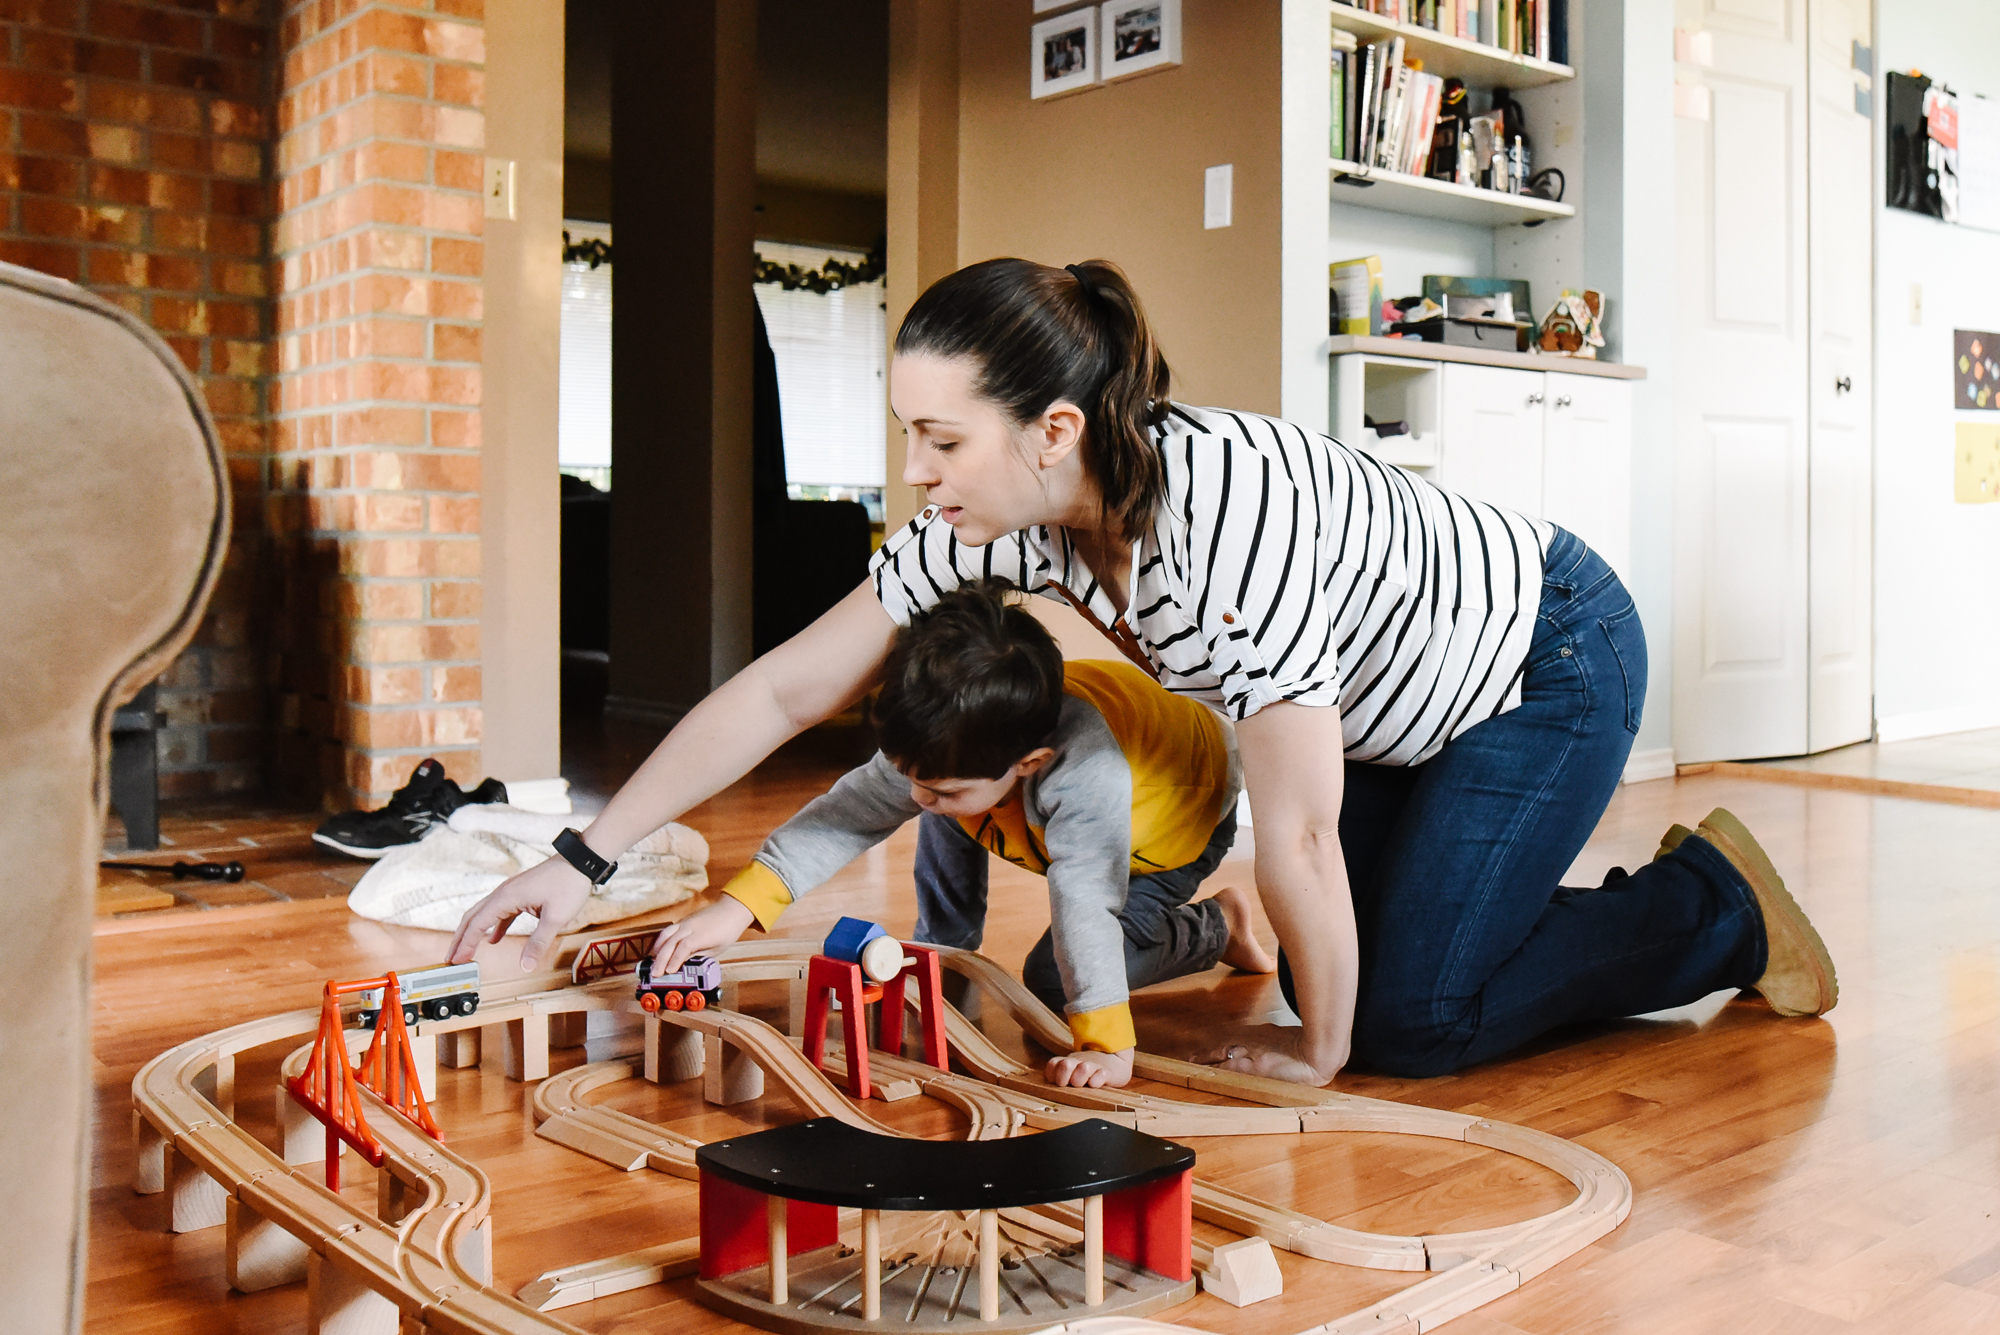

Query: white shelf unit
left=1327, top=5, right=1572, bottom=90
left=1329, top=158, right=1576, bottom=225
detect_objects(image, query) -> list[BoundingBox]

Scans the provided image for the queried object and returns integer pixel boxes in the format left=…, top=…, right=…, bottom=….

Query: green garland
left=561, top=231, right=884, bottom=293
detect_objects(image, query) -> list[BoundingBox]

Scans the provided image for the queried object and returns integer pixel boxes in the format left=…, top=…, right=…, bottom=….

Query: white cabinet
left=1332, top=350, right=1636, bottom=579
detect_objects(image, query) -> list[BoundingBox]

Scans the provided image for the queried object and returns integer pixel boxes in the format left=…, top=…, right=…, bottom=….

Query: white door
left=1541, top=373, right=1634, bottom=580
left=1672, top=0, right=1813, bottom=762
left=1437, top=364, right=1544, bottom=518
left=1805, top=0, right=1873, bottom=751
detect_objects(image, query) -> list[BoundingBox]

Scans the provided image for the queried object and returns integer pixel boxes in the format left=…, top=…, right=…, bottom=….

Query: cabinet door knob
left=1554, top=394, right=1573, bottom=408
left=1835, top=376, right=1852, bottom=393
left=1526, top=392, right=1545, bottom=406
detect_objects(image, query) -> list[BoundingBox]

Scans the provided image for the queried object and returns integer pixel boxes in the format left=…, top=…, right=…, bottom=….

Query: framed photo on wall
left=1100, top=0, right=1180, bottom=82
left=1030, top=8, right=1099, bottom=100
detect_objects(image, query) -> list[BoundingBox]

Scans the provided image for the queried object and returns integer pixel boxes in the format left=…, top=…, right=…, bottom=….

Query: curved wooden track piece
left=132, top=945, right=1631, bottom=1334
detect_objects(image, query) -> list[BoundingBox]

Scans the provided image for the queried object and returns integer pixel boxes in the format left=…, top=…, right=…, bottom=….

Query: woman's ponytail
left=896, top=257, right=1171, bottom=538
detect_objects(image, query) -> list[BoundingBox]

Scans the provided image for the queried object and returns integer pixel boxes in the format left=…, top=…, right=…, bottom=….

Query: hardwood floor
left=86, top=761, right=2000, bottom=1333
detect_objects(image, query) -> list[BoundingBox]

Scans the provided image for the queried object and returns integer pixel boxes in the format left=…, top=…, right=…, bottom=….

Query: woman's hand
left=650, top=897, right=756, bottom=973
left=1196, top=1026, right=1343, bottom=1087
left=446, top=857, right=592, bottom=972
left=1044, top=1047, right=1134, bottom=1088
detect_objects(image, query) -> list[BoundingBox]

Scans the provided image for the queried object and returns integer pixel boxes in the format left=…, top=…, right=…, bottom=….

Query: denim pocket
left=1598, top=601, right=1646, bottom=734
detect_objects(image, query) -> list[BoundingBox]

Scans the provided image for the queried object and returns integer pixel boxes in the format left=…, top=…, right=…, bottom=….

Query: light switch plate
left=1204, top=163, right=1233, bottom=230
left=484, top=158, right=517, bottom=221
left=1910, top=283, right=1923, bottom=325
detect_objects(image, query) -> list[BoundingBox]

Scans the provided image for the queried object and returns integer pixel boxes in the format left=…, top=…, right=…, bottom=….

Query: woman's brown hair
left=894, top=258, right=1172, bottom=538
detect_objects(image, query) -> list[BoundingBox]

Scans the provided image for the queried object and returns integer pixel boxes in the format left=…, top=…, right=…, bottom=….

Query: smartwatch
left=551, top=828, right=618, bottom=886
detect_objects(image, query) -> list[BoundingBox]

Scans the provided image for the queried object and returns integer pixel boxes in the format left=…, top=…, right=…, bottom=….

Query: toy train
left=636, top=953, right=723, bottom=1013
left=355, top=962, right=481, bottom=1028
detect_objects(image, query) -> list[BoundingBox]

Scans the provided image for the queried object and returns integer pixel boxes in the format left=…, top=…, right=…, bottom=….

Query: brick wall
left=269, top=0, right=484, bottom=807
left=0, top=0, right=276, bottom=798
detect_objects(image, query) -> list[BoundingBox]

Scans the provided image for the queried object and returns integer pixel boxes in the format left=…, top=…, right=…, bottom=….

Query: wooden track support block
left=437, top=1027, right=481, bottom=1069
left=703, top=1032, right=764, bottom=1105
left=404, top=1032, right=437, bottom=1101
left=548, top=1011, right=590, bottom=1049
left=132, top=1112, right=167, bottom=1194
left=226, top=1196, right=309, bottom=1293
left=645, top=1015, right=705, bottom=1083
left=278, top=1081, right=325, bottom=1167
left=193, top=1052, right=236, bottom=1117
left=168, top=1144, right=227, bottom=1233
left=307, top=1250, right=399, bottom=1335
left=377, top=1167, right=416, bottom=1225
left=1199, top=1237, right=1283, bottom=1307
left=501, top=1013, right=550, bottom=1082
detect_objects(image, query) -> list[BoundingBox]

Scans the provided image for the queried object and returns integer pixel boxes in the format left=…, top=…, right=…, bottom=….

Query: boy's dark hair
left=871, top=580, right=1064, bottom=781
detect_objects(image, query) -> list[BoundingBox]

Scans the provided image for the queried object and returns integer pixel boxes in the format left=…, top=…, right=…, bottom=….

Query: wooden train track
left=130, top=940, right=1631, bottom=1334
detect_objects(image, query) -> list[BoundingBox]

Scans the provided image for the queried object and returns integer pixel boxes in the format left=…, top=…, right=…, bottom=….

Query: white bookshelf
left=1329, top=158, right=1576, bottom=225
left=1328, top=5, right=1573, bottom=90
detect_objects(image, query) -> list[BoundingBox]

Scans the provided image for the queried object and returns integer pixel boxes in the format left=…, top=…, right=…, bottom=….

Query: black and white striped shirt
left=870, top=403, right=1551, bottom=766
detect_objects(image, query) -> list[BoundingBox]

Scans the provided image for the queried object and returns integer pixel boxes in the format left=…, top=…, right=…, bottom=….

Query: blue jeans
left=1278, top=526, right=1767, bottom=1077
left=913, top=809, right=1239, bottom=1015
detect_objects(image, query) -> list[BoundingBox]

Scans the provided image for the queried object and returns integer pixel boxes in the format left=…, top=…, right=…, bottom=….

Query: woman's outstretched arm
left=447, top=582, right=899, bottom=970
left=1200, top=701, right=1356, bottom=1085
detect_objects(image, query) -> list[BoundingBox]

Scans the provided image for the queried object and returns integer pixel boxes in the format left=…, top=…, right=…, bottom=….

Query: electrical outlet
left=484, top=157, right=517, bottom=221
left=1956, top=423, right=2000, bottom=504
left=1910, top=283, right=1923, bottom=325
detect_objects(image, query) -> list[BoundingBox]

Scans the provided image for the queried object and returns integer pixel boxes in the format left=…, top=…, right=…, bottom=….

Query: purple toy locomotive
left=637, top=952, right=723, bottom=1013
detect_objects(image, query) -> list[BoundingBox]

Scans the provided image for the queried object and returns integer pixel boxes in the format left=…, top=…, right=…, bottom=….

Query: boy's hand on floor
left=1043, top=1047, right=1135, bottom=1089
left=650, top=896, right=756, bottom=973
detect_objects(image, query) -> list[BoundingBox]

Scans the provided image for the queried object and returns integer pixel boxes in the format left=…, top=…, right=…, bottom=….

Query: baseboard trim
left=1874, top=703, right=2000, bottom=745
left=1622, top=747, right=1677, bottom=784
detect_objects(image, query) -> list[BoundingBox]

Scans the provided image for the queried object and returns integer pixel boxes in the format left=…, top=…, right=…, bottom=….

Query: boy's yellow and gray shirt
left=720, top=660, right=1239, bottom=1055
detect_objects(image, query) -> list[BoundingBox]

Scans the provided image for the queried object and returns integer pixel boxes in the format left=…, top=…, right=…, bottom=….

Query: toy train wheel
left=403, top=1006, right=418, bottom=1025
left=639, top=991, right=660, bottom=1013
left=684, top=990, right=706, bottom=1012
left=457, top=996, right=477, bottom=1016
left=663, top=990, right=684, bottom=1011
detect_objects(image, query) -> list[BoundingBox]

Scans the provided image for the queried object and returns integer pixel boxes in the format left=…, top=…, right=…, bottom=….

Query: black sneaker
left=313, top=758, right=466, bottom=860
left=464, top=777, right=508, bottom=805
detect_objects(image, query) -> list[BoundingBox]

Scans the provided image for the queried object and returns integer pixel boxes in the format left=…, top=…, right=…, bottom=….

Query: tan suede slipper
left=1655, top=823, right=1694, bottom=861
left=1693, top=807, right=1838, bottom=1016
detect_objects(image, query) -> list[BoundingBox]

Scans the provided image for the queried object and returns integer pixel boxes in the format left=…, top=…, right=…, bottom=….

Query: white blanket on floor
left=345, top=804, right=707, bottom=934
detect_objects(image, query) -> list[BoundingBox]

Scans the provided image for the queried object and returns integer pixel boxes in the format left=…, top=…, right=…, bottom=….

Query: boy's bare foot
left=1214, top=885, right=1277, bottom=974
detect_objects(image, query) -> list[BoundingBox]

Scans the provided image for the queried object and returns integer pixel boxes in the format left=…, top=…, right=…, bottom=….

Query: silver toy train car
left=356, top=962, right=481, bottom=1028
left=636, top=953, right=723, bottom=1013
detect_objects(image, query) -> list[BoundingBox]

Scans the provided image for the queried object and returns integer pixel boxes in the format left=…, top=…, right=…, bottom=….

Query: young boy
left=648, top=581, right=1274, bottom=1088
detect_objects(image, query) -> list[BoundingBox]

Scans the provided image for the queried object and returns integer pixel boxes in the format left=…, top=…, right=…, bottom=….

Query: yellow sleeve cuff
left=1067, top=1003, right=1136, bottom=1055
left=720, top=860, right=794, bottom=931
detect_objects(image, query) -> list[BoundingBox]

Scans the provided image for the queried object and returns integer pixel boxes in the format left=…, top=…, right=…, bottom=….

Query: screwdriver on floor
left=100, top=859, right=247, bottom=882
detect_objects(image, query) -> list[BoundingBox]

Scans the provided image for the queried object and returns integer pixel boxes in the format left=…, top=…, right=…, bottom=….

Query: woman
left=449, top=258, right=1837, bottom=1084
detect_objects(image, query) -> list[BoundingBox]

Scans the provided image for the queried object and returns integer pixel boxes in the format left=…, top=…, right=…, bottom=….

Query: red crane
left=286, top=973, right=443, bottom=1190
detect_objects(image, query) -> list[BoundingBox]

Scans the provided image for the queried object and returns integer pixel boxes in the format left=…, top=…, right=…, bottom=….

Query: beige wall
left=885, top=0, right=1286, bottom=533
left=480, top=0, right=565, bottom=781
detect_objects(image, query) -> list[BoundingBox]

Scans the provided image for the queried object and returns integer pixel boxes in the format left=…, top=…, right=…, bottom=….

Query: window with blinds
left=753, top=240, right=887, bottom=492
left=558, top=220, right=613, bottom=490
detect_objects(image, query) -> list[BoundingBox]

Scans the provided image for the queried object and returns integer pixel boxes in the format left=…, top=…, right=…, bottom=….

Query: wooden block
left=703, top=1032, right=764, bottom=1105
left=1199, top=1237, right=1283, bottom=1307
left=133, top=1111, right=167, bottom=1194
left=437, top=1027, right=481, bottom=1070
left=548, top=1011, right=589, bottom=1049
left=169, top=1144, right=227, bottom=1233
left=97, top=880, right=177, bottom=915
left=536, top=1112, right=650, bottom=1171
left=788, top=975, right=808, bottom=1037
left=307, top=1250, right=400, bottom=1335
left=456, top=1217, right=492, bottom=1285
left=644, top=1016, right=704, bottom=1083
left=191, top=1055, right=234, bottom=1117
left=377, top=1168, right=417, bottom=1225
left=278, top=1082, right=324, bottom=1167
left=227, top=1196, right=310, bottom=1293
left=405, top=1032, right=437, bottom=1102
left=501, top=1013, right=550, bottom=1082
